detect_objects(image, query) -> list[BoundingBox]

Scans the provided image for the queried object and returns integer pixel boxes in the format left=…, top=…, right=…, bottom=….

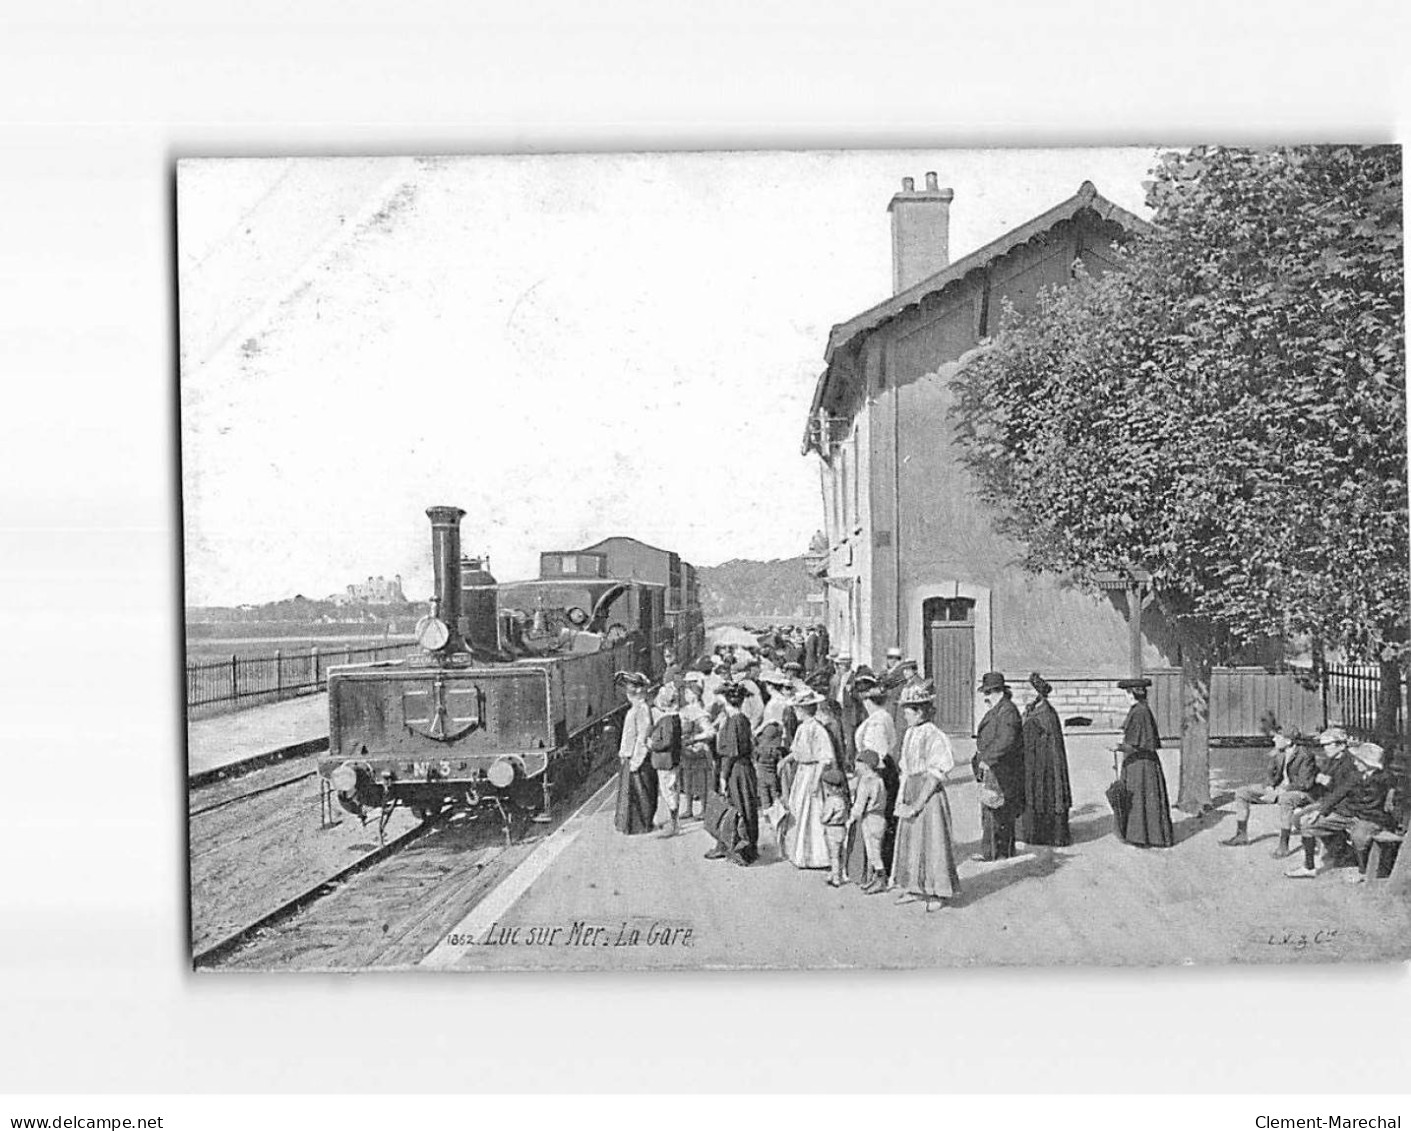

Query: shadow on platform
left=951, top=845, right=1072, bottom=907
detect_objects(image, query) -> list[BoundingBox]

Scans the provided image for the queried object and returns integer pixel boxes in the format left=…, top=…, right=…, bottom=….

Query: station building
left=803, top=176, right=1172, bottom=734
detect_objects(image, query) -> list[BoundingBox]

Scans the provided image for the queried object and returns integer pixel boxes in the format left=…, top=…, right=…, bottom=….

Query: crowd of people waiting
left=611, top=626, right=1401, bottom=911
left=609, top=627, right=1103, bottom=913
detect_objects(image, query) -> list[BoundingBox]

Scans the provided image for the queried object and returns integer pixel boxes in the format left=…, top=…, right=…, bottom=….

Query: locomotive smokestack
left=426, top=505, right=467, bottom=653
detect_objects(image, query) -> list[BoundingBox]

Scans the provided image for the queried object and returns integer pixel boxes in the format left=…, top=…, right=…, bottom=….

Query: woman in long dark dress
left=613, top=674, right=659, bottom=836
left=1114, top=678, right=1174, bottom=847
left=704, top=682, right=760, bottom=866
left=1020, top=672, right=1073, bottom=847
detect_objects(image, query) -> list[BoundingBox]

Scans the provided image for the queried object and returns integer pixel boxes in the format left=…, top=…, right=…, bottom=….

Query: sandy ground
left=433, top=733, right=1411, bottom=970
left=186, top=693, right=328, bottom=776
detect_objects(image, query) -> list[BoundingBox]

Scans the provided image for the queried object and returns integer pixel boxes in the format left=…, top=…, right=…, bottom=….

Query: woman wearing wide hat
left=1020, top=672, right=1073, bottom=847
left=973, top=671, right=1026, bottom=860
left=613, top=672, right=659, bottom=836
left=890, top=681, right=961, bottom=910
left=1113, top=678, right=1174, bottom=847
left=779, top=687, right=836, bottom=869
left=704, top=680, right=760, bottom=866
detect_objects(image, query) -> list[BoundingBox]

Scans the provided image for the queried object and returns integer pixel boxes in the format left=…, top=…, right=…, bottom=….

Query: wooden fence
left=1149, top=666, right=1325, bottom=740
left=1149, top=663, right=1407, bottom=743
left=186, top=642, right=417, bottom=713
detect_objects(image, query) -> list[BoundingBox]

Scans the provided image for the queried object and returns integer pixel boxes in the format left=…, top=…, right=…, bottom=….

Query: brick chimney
left=887, top=171, right=954, bottom=294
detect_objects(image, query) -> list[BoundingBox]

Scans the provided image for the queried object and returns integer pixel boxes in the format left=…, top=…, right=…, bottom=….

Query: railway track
left=189, top=769, right=313, bottom=818
left=188, top=750, right=422, bottom=956
left=193, top=817, right=434, bottom=967
left=197, top=758, right=620, bottom=971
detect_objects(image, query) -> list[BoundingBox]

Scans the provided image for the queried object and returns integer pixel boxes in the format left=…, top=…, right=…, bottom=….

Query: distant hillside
left=698, top=556, right=813, bottom=620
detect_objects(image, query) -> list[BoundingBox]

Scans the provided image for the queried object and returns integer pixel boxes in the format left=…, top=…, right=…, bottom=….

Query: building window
left=850, top=429, right=859, bottom=529
left=839, top=444, right=851, bottom=532
left=924, top=596, right=974, bottom=624
left=561, top=556, right=577, bottom=575
left=831, top=448, right=843, bottom=540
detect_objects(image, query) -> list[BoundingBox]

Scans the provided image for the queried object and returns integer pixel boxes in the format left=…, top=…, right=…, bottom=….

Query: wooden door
left=927, top=620, right=974, bottom=735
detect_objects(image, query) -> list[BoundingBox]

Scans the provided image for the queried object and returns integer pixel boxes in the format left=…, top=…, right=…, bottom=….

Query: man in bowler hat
left=973, top=671, right=1026, bottom=860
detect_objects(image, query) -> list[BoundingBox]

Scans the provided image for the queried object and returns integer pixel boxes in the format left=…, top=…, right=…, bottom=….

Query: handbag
left=977, top=764, right=1006, bottom=810
left=703, top=788, right=738, bottom=843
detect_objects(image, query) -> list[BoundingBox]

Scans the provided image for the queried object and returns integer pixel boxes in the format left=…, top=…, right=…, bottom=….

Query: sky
left=178, top=148, right=1160, bottom=607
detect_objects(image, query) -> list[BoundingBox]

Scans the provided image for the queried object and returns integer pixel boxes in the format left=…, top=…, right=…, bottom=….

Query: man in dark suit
left=802, top=625, right=822, bottom=676
left=832, top=653, right=858, bottom=768
left=972, top=671, right=1025, bottom=860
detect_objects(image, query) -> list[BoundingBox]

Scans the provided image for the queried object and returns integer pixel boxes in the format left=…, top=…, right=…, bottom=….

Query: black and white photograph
left=5, top=2, right=1410, bottom=1115
left=179, top=147, right=1410, bottom=972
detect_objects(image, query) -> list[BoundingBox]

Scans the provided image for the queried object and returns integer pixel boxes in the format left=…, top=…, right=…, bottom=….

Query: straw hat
left=899, top=680, right=935, bottom=708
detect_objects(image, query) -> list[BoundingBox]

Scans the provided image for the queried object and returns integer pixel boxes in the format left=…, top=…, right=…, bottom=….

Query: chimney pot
left=902, top=176, right=914, bottom=192
left=888, top=176, right=954, bottom=294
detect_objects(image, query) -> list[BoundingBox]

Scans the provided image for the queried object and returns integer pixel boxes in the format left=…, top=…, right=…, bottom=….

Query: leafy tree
left=951, top=146, right=1406, bottom=811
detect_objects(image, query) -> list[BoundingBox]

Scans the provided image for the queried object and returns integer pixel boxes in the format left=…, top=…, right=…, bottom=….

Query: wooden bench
left=1367, top=784, right=1408, bottom=888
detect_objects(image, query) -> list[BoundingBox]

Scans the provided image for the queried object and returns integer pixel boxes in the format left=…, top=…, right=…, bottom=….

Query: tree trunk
left=1375, top=659, right=1402, bottom=745
left=1177, top=634, right=1213, bottom=813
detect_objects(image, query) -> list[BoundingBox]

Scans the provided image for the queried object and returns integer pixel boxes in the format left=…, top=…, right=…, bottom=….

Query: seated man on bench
left=1221, top=727, right=1318, bottom=857
left=1287, top=739, right=1395, bottom=883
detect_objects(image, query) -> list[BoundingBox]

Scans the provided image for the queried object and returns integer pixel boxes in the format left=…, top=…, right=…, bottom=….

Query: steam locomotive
left=319, top=506, right=705, bottom=835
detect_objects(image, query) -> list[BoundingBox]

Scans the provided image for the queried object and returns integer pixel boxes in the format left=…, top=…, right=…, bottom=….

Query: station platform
left=420, top=733, right=1410, bottom=971
left=187, top=693, right=329, bottom=785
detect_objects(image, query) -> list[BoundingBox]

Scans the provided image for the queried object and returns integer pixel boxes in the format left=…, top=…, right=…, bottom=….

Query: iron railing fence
left=1323, top=662, right=1407, bottom=742
left=186, top=641, right=418, bottom=713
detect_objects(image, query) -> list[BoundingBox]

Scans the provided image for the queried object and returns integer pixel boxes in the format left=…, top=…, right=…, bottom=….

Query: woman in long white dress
left=891, top=681, right=961, bottom=911
left=779, top=690, right=835, bottom=869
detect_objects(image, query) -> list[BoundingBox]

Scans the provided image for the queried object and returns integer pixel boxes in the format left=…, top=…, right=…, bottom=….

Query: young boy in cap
left=1221, top=727, right=1319, bottom=856
left=820, top=766, right=851, bottom=887
left=847, top=749, right=889, bottom=894
left=1288, top=739, right=1395, bottom=881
